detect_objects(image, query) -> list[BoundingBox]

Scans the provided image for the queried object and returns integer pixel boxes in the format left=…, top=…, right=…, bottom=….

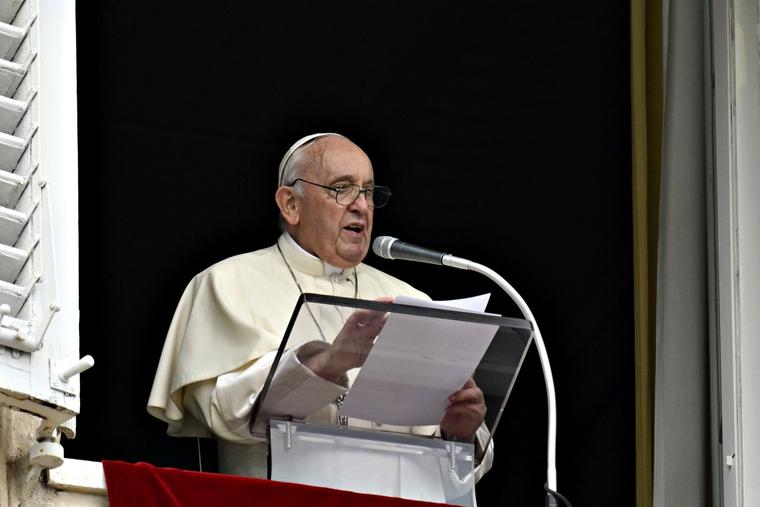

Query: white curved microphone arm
left=442, top=254, right=558, bottom=493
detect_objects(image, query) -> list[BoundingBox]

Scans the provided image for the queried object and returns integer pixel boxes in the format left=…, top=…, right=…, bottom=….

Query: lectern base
left=268, top=419, right=476, bottom=506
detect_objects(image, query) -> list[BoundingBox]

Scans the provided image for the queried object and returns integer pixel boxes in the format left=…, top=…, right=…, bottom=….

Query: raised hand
left=303, top=306, right=388, bottom=383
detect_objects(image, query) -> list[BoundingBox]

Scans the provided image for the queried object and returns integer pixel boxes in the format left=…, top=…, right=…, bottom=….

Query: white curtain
left=653, top=0, right=710, bottom=505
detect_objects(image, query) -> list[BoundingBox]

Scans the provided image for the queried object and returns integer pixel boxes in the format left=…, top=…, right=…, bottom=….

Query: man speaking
left=147, top=133, right=493, bottom=481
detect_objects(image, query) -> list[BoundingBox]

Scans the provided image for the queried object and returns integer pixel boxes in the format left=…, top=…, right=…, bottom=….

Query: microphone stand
left=442, top=255, right=559, bottom=507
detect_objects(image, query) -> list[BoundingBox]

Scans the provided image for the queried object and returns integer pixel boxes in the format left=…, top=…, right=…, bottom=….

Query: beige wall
left=0, top=407, right=106, bottom=506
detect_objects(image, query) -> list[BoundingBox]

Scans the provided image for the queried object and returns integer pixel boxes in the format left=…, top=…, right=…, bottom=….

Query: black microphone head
left=372, top=236, right=398, bottom=259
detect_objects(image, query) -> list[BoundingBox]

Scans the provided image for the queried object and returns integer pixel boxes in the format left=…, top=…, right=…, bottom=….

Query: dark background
left=70, top=2, right=634, bottom=505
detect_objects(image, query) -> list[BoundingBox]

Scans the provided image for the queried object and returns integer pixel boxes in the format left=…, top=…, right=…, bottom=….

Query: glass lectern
left=251, top=294, right=533, bottom=506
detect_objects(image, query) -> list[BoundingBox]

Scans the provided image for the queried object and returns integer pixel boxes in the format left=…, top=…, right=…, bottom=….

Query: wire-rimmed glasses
left=289, top=178, right=392, bottom=208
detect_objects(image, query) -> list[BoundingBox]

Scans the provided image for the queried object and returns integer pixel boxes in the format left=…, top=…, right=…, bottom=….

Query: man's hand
left=303, top=306, right=388, bottom=383
left=440, top=377, right=486, bottom=442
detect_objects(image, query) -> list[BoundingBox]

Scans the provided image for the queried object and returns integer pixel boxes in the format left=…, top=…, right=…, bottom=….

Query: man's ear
left=275, top=186, right=300, bottom=226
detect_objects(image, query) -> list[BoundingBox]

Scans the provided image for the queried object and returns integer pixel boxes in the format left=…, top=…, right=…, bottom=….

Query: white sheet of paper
left=340, top=294, right=499, bottom=426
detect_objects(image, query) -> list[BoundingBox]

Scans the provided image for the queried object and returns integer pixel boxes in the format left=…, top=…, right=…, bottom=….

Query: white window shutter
left=0, top=0, right=84, bottom=439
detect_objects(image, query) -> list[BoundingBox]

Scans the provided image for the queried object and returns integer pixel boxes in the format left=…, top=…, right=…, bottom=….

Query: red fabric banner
left=103, top=461, right=451, bottom=507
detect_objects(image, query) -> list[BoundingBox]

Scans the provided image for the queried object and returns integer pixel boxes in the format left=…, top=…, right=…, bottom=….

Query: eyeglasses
left=289, top=178, right=392, bottom=208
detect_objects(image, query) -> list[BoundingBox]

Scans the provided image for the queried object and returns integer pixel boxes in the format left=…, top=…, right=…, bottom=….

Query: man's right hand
left=302, top=306, right=388, bottom=383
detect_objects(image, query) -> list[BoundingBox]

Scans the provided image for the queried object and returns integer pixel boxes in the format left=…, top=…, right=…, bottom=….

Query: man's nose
left=348, top=191, right=370, bottom=213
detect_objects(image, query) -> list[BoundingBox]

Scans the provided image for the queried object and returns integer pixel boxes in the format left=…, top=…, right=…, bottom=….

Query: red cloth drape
left=103, top=461, right=451, bottom=507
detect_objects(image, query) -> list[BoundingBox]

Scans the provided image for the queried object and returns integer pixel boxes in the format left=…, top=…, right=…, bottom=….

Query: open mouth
left=343, top=223, right=365, bottom=235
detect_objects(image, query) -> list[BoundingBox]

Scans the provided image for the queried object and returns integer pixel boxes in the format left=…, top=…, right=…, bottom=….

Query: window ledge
left=47, top=458, right=107, bottom=496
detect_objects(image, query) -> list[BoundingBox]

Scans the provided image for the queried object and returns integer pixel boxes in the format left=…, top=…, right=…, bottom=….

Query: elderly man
left=147, top=133, right=493, bottom=481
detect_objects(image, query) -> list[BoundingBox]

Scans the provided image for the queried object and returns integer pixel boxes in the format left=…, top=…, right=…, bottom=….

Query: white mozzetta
left=148, top=233, right=429, bottom=439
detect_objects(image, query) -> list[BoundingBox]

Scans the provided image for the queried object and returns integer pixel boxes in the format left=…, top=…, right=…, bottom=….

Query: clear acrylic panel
left=251, top=293, right=533, bottom=440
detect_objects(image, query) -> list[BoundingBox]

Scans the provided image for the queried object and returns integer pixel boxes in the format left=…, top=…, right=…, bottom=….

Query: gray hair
left=279, top=145, right=309, bottom=196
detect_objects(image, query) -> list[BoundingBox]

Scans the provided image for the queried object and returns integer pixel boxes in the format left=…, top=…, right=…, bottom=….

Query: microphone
left=372, top=236, right=472, bottom=269
left=373, top=236, right=445, bottom=265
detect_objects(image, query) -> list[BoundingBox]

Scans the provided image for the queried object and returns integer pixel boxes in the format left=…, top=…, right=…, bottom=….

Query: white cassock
left=147, top=233, right=493, bottom=485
